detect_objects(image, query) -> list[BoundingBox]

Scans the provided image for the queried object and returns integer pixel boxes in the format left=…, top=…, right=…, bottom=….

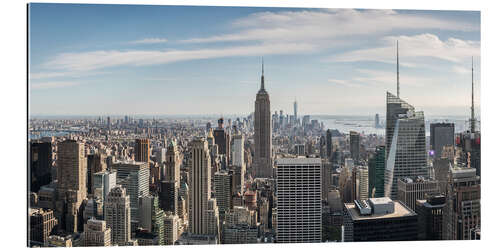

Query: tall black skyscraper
left=326, top=129, right=333, bottom=159
left=30, top=140, right=53, bottom=192
left=430, top=123, right=455, bottom=158
left=253, top=59, right=272, bottom=178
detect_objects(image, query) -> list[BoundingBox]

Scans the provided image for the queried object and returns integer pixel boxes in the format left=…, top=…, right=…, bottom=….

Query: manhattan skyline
left=29, top=4, right=480, bottom=116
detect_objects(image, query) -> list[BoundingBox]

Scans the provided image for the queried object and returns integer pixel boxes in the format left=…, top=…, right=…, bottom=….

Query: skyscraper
left=83, top=219, right=112, bottom=246
left=349, top=131, right=360, bottom=162
left=188, top=138, right=211, bottom=235
left=231, top=133, right=246, bottom=194
left=355, top=166, right=369, bottom=200
left=430, top=123, right=455, bottom=159
left=55, top=139, right=87, bottom=233
left=165, top=140, right=181, bottom=187
left=276, top=158, right=321, bottom=243
left=134, top=139, right=150, bottom=164
left=293, top=98, right=298, bottom=123
left=29, top=208, right=57, bottom=246
left=112, top=161, right=150, bottom=230
left=30, top=140, right=53, bottom=193
left=397, top=177, right=438, bottom=211
left=343, top=197, right=418, bottom=242
left=105, top=186, right=135, bottom=246
left=87, top=153, right=107, bottom=195
left=214, top=117, right=231, bottom=164
left=253, top=60, right=273, bottom=178
left=159, top=181, right=178, bottom=215
left=384, top=93, right=428, bottom=199
left=368, top=146, right=385, bottom=198
left=443, top=166, right=480, bottom=240
left=326, top=129, right=333, bottom=159
left=416, top=194, right=446, bottom=240
left=214, top=170, right=233, bottom=214
left=92, top=170, right=117, bottom=202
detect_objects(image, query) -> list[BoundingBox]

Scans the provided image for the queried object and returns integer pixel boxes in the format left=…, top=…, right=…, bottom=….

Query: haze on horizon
left=28, top=4, right=481, bottom=117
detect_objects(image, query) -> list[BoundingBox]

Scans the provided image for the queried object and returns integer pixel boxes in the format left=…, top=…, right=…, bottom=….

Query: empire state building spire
left=261, top=57, right=265, bottom=90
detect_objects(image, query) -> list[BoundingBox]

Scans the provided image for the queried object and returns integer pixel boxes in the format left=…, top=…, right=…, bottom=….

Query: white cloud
left=29, top=71, right=109, bottom=80
left=129, top=38, right=168, bottom=44
left=183, top=9, right=477, bottom=44
left=328, top=34, right=480, bottom=65
left=30, top=81, right=80, bottom=90
left=37, top=9, right=480, bottom=78
left=43, top=43, right=316, bottom=71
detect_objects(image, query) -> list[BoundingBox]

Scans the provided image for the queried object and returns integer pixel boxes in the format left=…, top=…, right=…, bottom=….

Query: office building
left=206, top=198, right=221, bottom=240
left=443, top=166, right=480, bottom=240
left=105, top=186, right=133, bottom=246
left=355, top=166, right=369, bottom=201
left=430, top=123, right=455, bottom=159
left=87, top=153, right=107, bottom=195
left=83, top=198, right=104, bottom=222
left=232, top=134, right=246, bottom=192
left=222, top=224, right=258, bottom=244
left=30, top=141, right=52, bottom=193
left=384, top=95, right=428, bottom=199
left=368, top=146, right=385, bottom=198
left=253, top=61, right=273, bottom=178
left=92, top=170, right=116, bottom=202
left=214, top=117, right=231, bottom=164
left=29, top=208, right=57, bottom=246
left=343, top=197, right=418, bottom=242
left=433, top=158, right=453, bottom=194
left=83, top=219, right=112, bottom=246
left=165, top=140, right=181, bottom=187
left=55, top=139, right=87, bottom=233
left=397, top=177, right=438, bottom=211
left=294, top=144, right=306, bottom=156
left=326, top=129, right=333, bottom=159
left=214, top=171, right=233, bottom=214
left=415, top=194, right=446, bottom=240
left=164, top=213, right=181, bottom=245
left=349, top=131, right=360, bottom=162
left=276, top=158, right=322, bottom=243
left=188, top=138, right=211, bottom=235
left=321, top=160, right=333, bottom=200
left=456, top=131, right=481, bottom=176
left=159, top=180, right=178, bottom=215
left=175, top=233, right=218, bottom=245
left=134, top=139, right=150, bottom=164
left=139, top=195, right=165, bottom=245
left=47, top=235, right=72, bottom=247
left=293, top=98, right=298, bottom=123
left=111, top=161, right=150, bottom=230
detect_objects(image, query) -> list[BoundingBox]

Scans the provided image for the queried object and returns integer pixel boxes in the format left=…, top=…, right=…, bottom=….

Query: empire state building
left=253, top=60, right=273, bottom=178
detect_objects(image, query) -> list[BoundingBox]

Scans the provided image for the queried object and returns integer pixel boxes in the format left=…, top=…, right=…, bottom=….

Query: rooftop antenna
left=471, top=56, right=476, bottom=133
left=397, top=40, right=400, bottom=98
left=260, top=57, right=265, bottom=90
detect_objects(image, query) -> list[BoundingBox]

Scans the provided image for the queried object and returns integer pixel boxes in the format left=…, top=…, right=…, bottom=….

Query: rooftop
left=276, top=157, right=321, bottom=165
left=345, top=200, right=415, bottom=221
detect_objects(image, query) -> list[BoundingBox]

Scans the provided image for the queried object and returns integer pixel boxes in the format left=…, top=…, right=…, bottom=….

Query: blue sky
left=28, top=4, right=480, bottom=116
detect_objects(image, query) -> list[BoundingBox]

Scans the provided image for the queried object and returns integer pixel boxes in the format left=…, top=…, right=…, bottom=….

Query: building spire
left=261, top=57, right=265, bottom=90
left=471, top=56, right=476, bottom=133
left=397, top=40, right=400, bottom=98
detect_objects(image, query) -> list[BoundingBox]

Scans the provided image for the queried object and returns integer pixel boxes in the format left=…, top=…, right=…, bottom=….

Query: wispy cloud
left=328, top=34, right=480, bottom=65
left=30, top=81, right=80, bottom=90
left=29, top=71, right=109, bottom=80
left=129, top=38, right=168, bottom=44
left=182, top=9, right=477, bottom=44
left=42, top=43, right=316, bottom=71
left=327, top=78, right=364, bottom=88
